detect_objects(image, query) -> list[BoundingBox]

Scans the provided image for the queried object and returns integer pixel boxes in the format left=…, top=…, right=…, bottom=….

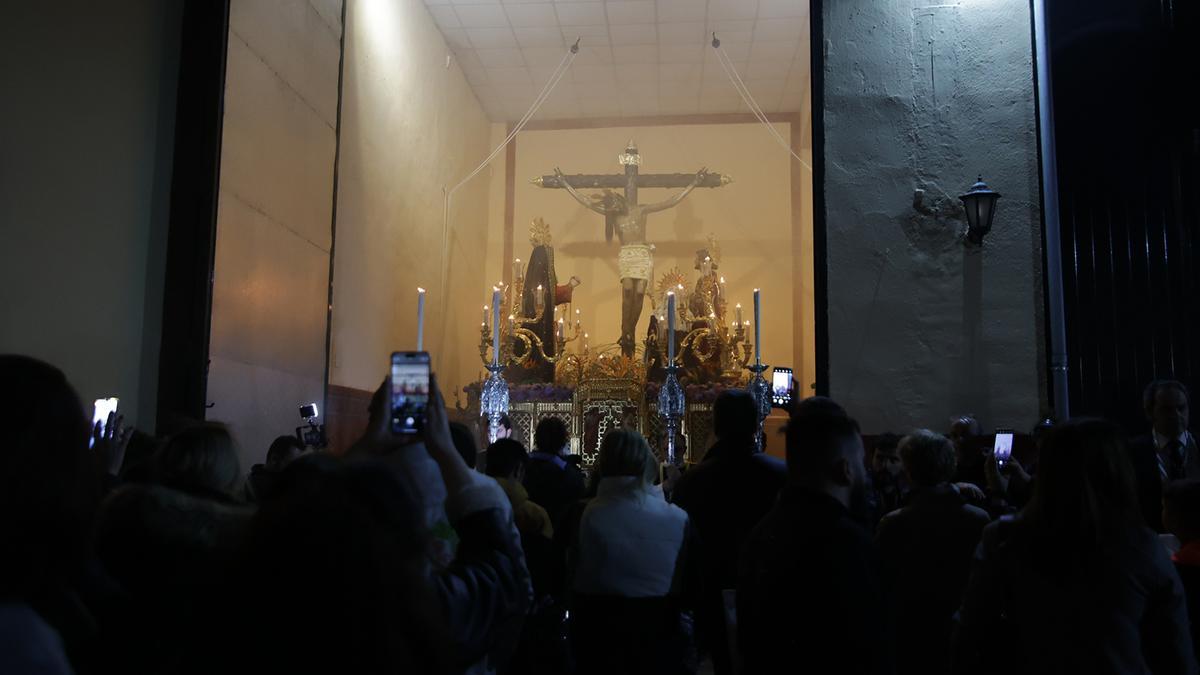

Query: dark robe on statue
left=511, top=245, right=575, bottom=384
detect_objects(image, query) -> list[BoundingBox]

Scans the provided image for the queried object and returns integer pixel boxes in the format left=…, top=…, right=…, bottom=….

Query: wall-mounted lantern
left=959, top=175, right=1001, bottom=245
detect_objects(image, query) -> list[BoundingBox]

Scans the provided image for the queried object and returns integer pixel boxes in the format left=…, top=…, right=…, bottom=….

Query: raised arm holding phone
left=346, top=352, right=533, bottom=672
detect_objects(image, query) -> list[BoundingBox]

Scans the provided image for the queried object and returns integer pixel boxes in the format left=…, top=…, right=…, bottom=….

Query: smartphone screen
left=993, top=429, right=1014, bottom=466
left=391, top=352, right=430, bottom=435
left=771, top=367, right=794, bottom=408
left=90, top=397, right=119, bottom=448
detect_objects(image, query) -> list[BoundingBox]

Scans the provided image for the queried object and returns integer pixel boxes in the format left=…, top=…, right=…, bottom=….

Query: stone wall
left=822, top=1, right=1045, bottom=432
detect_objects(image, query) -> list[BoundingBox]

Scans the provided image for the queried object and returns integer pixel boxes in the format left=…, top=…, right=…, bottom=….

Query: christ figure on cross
left=536, top=142, right=730, bottom=357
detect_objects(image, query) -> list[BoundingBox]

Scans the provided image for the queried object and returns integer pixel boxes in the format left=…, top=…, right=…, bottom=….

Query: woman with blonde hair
left=571, top=429, right=694, bottom=674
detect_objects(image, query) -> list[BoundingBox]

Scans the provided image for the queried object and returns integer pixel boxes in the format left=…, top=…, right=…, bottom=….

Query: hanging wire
left=711, top=33, right=813, bottom=173
left=436, top=39, right=579, bottom=353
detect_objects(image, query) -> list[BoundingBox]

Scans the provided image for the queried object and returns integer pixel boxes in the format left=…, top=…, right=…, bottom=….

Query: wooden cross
left=532, top=142, right=729, bottom=207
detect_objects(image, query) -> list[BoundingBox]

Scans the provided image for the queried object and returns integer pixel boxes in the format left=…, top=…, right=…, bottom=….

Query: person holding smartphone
left=345, top=355, right=533, bottom=673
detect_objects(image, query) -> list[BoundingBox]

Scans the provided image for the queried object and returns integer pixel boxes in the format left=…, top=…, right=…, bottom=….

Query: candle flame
left=667, top=291, right=675, bottom=297
left=736, top=303, right=742, bottom=308
left=754, top=288, right=760, bottom=292
left=417, top=287, right=426, bottom=293
left=492, top=286, right=500, bottom=292
left=720, top=276, right=726, bottom=283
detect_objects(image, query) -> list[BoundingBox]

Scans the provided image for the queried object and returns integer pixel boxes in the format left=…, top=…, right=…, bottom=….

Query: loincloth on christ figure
left=618, top=243, right=654, bottom=281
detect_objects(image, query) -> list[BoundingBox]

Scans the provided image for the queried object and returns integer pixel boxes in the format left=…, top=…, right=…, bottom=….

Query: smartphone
left=993, top=428, right=1014, bottom=468
left=299, top=403, right=319, bottom=420
left=390, top=351, right=431, bottom=435
left=90, top=397, right=119, bottom=448
left=771, top=367, right=794, bottom=408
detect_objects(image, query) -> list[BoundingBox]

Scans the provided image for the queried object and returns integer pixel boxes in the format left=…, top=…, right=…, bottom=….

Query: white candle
left=508, top=314, right=515, bottom=335
left=491, top=288, right=502, bottom=366
left=556, top=318, right=565, bottom=340
left=513, top=259, right=522, bottom=284
left=535, top=284, right=544, bottom=313
left=701, top=256, right=712, bottom=276
left=667, top=292, right=676, bottom=364
left=753, top=288, right=761, bottom=362
left=483, top=304, right=489, bottom=327
left=416, top=287, right=426, bottom=351
left=735, top=302, right=743, bottom=328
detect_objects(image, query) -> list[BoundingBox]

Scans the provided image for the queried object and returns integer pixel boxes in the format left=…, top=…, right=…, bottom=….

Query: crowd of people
left=1, top=351, right=1198, bottom=674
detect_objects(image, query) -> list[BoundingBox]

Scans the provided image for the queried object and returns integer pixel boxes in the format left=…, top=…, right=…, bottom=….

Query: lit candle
left=483, top=304, right=489, bottom=327
left=583, top=332, right=589, bottom=352
left=658, top=314, right=667, bottom=343
left=735, top=302, right=744, bottom=328
left=508, top=314, right=515, bottom=335
left=667, top=292, right=676, bottom=364
left=416, top=287, right=426, bottom=351
left=753, top=288, right=762, bottom=362
left=491, top=288, right=502, bottom=366
left=575, top=308, right=581, bottom=330
left=535, top=284, right=544, bottom=313
left=513, top=259, right=523, bottom=284
left=556, top=318, right=565, bottom=341
left=701, top=256, right=712, bottom=276
left=708, top=312, right=717, bottom=331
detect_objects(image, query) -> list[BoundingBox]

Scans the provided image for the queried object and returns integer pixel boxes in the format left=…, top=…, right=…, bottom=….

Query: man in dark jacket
left=737, top=402, right=892, bottom=675
left=1130, top=380, right=1197, bottom=531
left=523, top=417, right=586, bottom=529
left=672, top=391, right=786, bottom=675
left=876, top=430, right=990, bottom=675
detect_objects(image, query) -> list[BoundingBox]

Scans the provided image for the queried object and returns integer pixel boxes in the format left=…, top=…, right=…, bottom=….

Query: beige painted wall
left=487, top=122, right=813, bottom=386
left=208, top=0, right=342, bottom=466
left=329, top=0, right=493, bottom=404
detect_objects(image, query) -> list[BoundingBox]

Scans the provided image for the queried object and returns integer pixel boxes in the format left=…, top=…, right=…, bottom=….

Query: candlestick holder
left=480, top=363, right=510, bottom=443
left=478, top=309, right=581, bottom=368
left=746, top=361, right=771, bottom=451
left=657, top=362, right=686, bottom=465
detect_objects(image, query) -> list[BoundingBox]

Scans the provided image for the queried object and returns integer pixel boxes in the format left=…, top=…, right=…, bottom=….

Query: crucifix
left=533, top=142, right=731, bottom=356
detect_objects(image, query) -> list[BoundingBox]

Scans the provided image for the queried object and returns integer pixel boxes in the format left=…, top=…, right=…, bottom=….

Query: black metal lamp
left=959, top=175, right=1001, bottom=245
